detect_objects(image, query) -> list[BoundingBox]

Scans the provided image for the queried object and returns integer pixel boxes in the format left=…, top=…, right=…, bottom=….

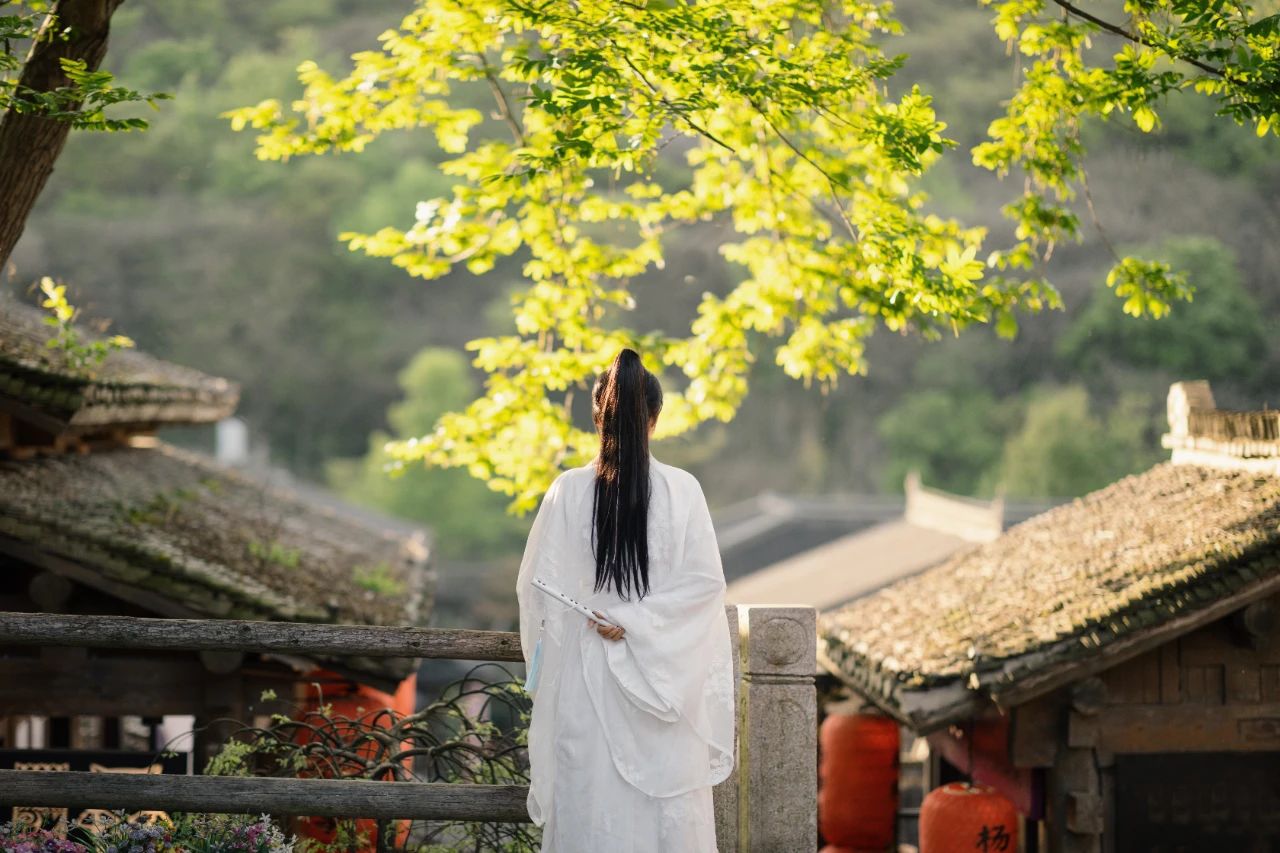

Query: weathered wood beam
left=0, top=610, right=524, bottom=661
left=1092, top=702, right=1280, bottom=753
left=0, top=657, right=204, bottom=716
left=0, top=771, right=532, bottom=822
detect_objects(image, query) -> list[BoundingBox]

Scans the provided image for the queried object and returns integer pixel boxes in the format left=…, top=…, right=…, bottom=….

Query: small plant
left=166, top=813, right=295, bottom=853
left=123, top=488, right=196, bottom=526
left=38, top=277, right=134, bottom=374
left=202, top=738, right=261, bottom=778
left=248, top=540, right=301, bottom=569
left=352, top=563, right=404, bottom=596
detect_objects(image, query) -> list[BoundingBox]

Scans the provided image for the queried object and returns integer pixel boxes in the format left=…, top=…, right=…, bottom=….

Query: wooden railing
left=0, top=611, right=523, bottom=661
left=0, top=772, right=529, bottom=822
left=0, top=611, right=527, bottom=822
left=0, top=605, right=819, bottom=852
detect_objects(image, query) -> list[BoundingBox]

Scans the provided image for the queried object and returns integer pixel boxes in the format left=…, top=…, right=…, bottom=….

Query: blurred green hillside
left=9, top=1, right=1279, bottom=556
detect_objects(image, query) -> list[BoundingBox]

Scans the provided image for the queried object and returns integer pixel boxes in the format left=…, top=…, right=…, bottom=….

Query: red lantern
left=293, top=671, right=417, bottom=852
left=919, top=782, right=1018, bottom=853
left=818, top=712, right=900, bottom=851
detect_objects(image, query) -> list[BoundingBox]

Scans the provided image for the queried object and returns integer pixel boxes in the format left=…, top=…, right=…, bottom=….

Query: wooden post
left=739, top=606, right=817, bottom=852
left=194, top=670, right=245, bottom=774
left=1046, top=678, right=1107, bottom=853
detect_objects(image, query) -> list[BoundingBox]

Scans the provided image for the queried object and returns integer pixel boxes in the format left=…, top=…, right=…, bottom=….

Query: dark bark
left=0, top=0, right=126, bottom=270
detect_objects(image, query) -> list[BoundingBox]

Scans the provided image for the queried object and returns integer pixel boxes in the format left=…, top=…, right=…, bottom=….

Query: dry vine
left=184, top=664, right=537, bottom=853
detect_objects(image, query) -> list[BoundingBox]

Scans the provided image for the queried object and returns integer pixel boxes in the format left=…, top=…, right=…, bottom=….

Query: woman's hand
left=588, top=611, right=625, bottom=641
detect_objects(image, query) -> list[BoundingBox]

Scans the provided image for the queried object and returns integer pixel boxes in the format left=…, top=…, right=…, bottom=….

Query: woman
left=516, top=348, right=736, bottom=852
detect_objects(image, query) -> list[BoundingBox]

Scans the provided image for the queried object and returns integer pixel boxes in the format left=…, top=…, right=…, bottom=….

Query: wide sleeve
left=515, top=473, right=569, bottom=663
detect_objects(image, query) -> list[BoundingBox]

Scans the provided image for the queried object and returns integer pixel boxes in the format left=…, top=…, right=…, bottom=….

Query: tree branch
left=479, top=55, right=525, bottom=146
left=1050, top=0, right=1222, bottom=77
left=616, top=51, right=736, bottom=154
left=750, top=100, right=858, bottom=241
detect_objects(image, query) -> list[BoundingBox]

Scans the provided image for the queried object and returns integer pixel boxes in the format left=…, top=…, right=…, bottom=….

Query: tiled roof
left=0, top=300, right=238, bottom=431
left=0, top=444, right=432, bottom=681
left=820, top=462, right=1280, bottom=729
left=713, top=491, right=1054, bottom=583
left=727, top=519, right=970, bottom=611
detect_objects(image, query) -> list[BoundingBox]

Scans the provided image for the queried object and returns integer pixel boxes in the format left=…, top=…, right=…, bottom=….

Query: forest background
left=8, top=0, right=1279, bottom=564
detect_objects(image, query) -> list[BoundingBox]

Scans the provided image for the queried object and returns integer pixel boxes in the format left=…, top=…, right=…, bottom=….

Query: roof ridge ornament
left=904, top=470, right=1004, bottom=543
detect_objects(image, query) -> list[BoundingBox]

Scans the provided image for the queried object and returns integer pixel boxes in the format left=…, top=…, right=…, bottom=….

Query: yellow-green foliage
left=226, top=0, right=1278, bottom=511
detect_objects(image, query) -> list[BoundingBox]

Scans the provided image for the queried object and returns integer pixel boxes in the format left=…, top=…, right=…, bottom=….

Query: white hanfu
left=516, top=457, right=736, bottom=853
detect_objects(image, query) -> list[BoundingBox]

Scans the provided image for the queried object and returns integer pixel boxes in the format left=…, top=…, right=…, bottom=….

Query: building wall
left=1011, top=593, right=1280, bottom=853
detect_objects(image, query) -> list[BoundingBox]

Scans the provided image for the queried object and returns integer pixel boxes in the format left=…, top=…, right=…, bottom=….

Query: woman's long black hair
left=590, top=348, right=663, bottom=601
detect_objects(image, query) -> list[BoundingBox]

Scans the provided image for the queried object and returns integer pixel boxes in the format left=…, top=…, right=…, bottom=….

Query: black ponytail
left=590, top=348, right=663, bottom=601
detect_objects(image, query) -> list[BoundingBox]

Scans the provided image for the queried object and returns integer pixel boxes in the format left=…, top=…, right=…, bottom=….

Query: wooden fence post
left=740, top=605, right=817, bottom=852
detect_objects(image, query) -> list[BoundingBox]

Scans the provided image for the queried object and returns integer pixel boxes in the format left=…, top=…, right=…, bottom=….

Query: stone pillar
left=713, top=605, right=741, bottom=853
left=740, top=606, right=817, bottom=852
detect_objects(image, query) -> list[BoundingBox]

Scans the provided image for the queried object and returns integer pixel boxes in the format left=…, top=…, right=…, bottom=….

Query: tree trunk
left=0, top=0, right=125, bottom=271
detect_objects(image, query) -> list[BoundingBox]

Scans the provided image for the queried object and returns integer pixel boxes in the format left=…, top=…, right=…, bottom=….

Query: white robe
left=516, top=457, right=736, bottom=853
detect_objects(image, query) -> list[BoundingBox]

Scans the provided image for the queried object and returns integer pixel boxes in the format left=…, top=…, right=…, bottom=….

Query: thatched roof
left=0, top=300, right=238, bottom=432
left=820, top=462, right=1280, bottom=730
left=0, top=443, right=432, bottom=681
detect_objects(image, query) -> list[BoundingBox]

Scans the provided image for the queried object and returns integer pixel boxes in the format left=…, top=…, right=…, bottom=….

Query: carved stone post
left=714, top=604, right=741, bottom=852
left=740, top=605, right=817, bottom=852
